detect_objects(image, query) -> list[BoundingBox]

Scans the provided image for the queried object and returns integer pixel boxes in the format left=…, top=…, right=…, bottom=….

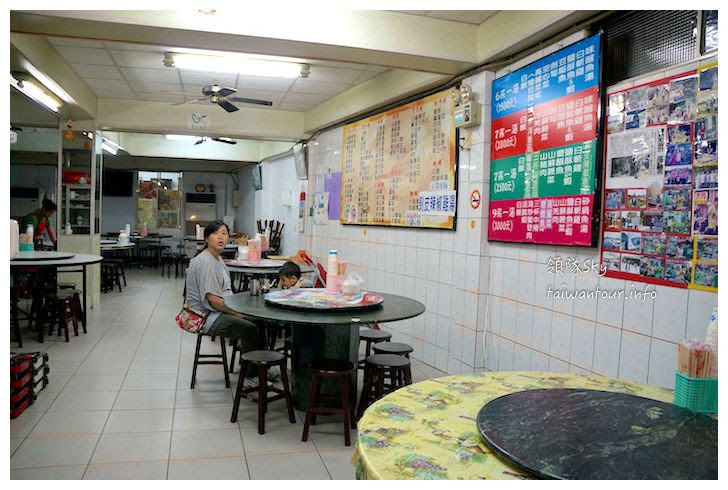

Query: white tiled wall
left=303, top=70, right=492, bottom=375
left=481, top=34, right=719, bottom=389
left=299, top=32, right=718, bottom=389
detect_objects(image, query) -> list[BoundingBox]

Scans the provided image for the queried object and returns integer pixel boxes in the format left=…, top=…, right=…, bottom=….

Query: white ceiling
left=46, top=36, right=390, bottom=112
left=391, top=10, right=499, bottom=25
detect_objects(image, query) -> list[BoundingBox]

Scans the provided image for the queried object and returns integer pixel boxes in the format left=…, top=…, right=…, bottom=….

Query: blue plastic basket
left=674, top=371, right=718, bottom=413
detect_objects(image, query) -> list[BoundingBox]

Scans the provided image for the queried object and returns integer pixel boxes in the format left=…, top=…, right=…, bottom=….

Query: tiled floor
left=10, top=268, right=445, bottom=480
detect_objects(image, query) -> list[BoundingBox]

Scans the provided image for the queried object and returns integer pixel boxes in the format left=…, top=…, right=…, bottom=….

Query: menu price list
left=341, top=89, right=456, bottom=229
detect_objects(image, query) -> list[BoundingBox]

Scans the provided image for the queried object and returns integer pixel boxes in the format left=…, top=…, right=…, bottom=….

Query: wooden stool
left=106, top=259, right=127, bottom=287
left=230, top=350, right=296, bottom=434
left=372, top=342, right=413, bottom=358
left=356, top=354, right=412, bottom=421
left=46, top=290, right=81, bottom=342
left=373, top=342, right=413, bottom=388
left=358, top=328, right=392, bottom=369
left=101, top=262, right=123, bottom=293
left=301, top=359, right=356, bottom=446
left=190, top=333, right=230, bottom=389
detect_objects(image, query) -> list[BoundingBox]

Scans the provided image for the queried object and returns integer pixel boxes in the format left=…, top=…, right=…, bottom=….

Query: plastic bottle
left=326, top=250, right=339, bottom=292
left=327, top=250, right=339, bottom=277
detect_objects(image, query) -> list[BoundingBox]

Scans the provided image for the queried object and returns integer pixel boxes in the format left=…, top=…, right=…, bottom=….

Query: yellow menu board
left=340, top=89, right=457, bottom=229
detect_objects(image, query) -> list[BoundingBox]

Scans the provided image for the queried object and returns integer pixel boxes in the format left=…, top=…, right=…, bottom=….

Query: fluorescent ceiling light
left=10, top=77, right=61, bottom=113
left=101, top=142, right=117, bottom=155
left=102, top=136, right=122, bottom=151
left=25, top=65, right=75, bottom=104
left=166, top=134, right=199, bottom=142
left=167, top=53, right=306, bottom=78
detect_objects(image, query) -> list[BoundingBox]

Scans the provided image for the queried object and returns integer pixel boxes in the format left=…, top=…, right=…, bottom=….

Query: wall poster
left=488, top=33, right=603, bottom=246
left=340, top=89, right=457, bottom=229
left=601, top=62, right=718, bottom=291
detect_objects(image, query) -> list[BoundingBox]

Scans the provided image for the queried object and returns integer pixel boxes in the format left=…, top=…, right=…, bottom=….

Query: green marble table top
left=477, top=388, right=718, bottom=479
left=224, top=291, right=424, bottom=325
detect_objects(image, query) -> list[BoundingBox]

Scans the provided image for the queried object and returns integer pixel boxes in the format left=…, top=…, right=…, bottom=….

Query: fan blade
left=171, top=98, right=208, bottom=106
left=217, top=100, right=239, bottom=113
left=217, top=86, right=237, bottom=98
left=212, top=137, right=237, bottom=145
left=168, top=91, right=203, bottom=96
left=230, top=97, right=273, bottom=106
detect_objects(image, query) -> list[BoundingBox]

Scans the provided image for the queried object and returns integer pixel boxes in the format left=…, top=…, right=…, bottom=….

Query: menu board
left=601, top=63, right=718, bottom=291
left=340, top=89, right=457, bottom=229
left=488, top=34, right=602, bottom=246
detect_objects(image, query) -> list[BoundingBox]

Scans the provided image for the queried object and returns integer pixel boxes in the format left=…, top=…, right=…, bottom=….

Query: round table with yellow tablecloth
left=352, top=371, right=675, bottom=480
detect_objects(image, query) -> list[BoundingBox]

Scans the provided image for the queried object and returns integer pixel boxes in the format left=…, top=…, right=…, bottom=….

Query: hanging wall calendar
left=340, top=89, right=457, bottom=229
left=488, top=34, right=603, bottom=246
left=601, top=61, right=718, bottom=291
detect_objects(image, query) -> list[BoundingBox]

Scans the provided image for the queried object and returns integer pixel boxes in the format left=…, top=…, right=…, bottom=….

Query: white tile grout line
left=13, top=271, right=447, bottom=479
left=11, top=277, right=144, bottom=461
left=82, top=271, right=164, bottom=478
left=166, top=275, right=185, bottom=480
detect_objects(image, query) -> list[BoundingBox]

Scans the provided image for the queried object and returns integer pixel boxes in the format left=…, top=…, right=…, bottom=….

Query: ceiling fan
left=171, top=84, right=272, bottom=112
left=194, top=136, right=236, bottom=145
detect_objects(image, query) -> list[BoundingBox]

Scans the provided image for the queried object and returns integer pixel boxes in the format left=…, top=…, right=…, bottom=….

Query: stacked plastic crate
left=10, top=352, right=49, bottom=418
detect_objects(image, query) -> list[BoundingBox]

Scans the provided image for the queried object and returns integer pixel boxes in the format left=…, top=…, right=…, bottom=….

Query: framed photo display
left=601, top=62, right=718, bottom=291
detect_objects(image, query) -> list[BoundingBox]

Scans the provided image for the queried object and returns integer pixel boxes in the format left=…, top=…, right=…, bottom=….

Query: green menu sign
left=490, top=141, right=596, bottom=201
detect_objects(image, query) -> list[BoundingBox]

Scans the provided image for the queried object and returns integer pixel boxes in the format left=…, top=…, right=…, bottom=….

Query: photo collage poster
left=340, top=89, right=457, bottom=229
left=137, top=181, right=181, bottom=229
left=602, top=62, right=718, bottom=291
left=488, top=34, right=601, bottom=246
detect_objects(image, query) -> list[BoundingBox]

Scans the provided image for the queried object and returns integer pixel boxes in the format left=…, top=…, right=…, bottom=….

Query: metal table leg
left=82, top=264, right=88, bottom=328
left=36, top=269, right=45, bottom=343
left=11, top=272, right=22, bottom=348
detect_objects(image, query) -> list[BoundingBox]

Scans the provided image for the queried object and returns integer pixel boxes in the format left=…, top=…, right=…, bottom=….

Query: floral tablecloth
left=352, top=371, right=674, bottom=480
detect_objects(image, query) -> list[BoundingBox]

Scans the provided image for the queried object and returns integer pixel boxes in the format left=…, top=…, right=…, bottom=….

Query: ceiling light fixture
left=166, top=134, right=199, bottom=142
left=25, top=65, right=75, bottom=104
left=10, top=73, right=61, bottom=113
left=101, top=142, right=117, bottom=155
left=102, top=136, right=122, bottom=151
left=164, top=52, right=309, bottom=78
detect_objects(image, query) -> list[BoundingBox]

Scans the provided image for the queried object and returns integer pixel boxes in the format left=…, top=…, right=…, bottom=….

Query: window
left=597, top=10, right=699, bottom=86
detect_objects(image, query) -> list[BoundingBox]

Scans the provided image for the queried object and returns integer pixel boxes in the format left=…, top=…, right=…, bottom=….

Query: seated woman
left=185, top=220, right=261, bottom=387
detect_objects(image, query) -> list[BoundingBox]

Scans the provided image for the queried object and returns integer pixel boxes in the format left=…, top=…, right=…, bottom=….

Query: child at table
left=273, top=261, right=312, bottom=289
left=267, top=261, right=310, bottom=355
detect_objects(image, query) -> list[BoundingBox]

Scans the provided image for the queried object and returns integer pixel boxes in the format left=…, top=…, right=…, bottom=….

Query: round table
left=10, top=253, right=104, bottom=344
left=100, top=243, right=135, bottom=251
left=352, top=371, right=679, bottom=480
left=131, top=234, right=173, bottom=268
left=225, top=292, right=425, bottom=410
